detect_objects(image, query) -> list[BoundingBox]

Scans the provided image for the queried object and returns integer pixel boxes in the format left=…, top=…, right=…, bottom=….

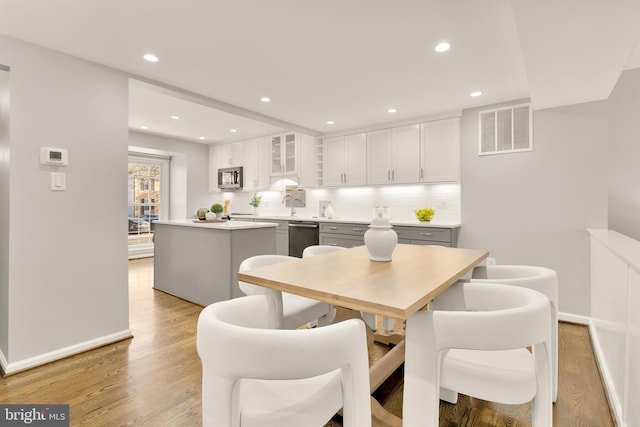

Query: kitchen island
left=153, top=219, right=277, bottom=306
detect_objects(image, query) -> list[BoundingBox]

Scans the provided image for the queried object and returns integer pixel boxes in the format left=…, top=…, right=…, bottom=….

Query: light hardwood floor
left=1, top=258, right=615, bottom=426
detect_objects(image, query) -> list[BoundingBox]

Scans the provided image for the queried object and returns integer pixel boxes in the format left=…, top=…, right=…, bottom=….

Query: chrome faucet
left=282, top=194, right=296, bottom=216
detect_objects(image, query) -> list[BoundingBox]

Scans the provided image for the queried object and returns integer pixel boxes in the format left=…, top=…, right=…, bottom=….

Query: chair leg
left=439, top=387, right=458, bottom=404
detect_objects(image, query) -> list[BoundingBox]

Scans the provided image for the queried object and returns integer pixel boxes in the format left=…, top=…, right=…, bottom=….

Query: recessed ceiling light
left=435, top=42, right=450, bottom=53
left=327, top=120, right=335, bottom=125
left=199, top=136, right=205, bottom=140
left=140, top=126, right=148, bottom=130
left=170, top=115, right=179, bottom=120
left=230, top=129, right=237, bottom=133
left=387, top=108, right=397, bottom=113
left=471, top=91, right=483, bottom=97
left=143, top=53, right=159, bottom=63
left=260, top=97, right=271, bottom=103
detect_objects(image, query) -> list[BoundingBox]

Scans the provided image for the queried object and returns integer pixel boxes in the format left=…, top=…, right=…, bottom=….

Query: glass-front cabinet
left=270, top=132, right=297, bottom=176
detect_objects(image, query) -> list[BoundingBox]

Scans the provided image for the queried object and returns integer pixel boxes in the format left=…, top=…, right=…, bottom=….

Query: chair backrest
left=470, top=264, right=559, bottom=401
left=404, top=282, right=552, bottom=427
left=426, top=281, right=552, bottom=351
left=238, top=255, right=299, bottom=328
left=471, top=265, right=558, bottom=311
left=238, top=254, right=299, bottom=296
left=302, top=245, right=347, bottom=258
left=197, top=295, right=371, bottom=427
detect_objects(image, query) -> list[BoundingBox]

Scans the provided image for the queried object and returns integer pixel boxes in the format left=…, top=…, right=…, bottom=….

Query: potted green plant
left=211, top=203, right=224, bottom=219
left=249, top=193, right=262, bottom=215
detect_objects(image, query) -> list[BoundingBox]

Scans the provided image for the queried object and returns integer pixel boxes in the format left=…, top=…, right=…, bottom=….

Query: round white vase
left=324, top=204, right=335, bottom=219
left=364, top=218, right=398, bottom=262
left=205, top=211, right=216, bottom=220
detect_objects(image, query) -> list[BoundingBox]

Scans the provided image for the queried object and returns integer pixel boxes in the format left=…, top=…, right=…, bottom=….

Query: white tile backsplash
left=218, top=183, right=461, bottom=223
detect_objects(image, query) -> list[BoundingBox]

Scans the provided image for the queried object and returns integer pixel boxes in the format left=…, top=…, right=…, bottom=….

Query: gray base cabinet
left=153, top=223, right=276, bottom=306
left=319, top=222, right=367, bottom=248
left=320, top=222, right=459, bottom=248
left=394, top=226, right=458, bottom=247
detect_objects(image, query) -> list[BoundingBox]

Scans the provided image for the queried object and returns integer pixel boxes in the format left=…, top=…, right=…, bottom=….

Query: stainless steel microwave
left=218, top=166, right=243, bottom=191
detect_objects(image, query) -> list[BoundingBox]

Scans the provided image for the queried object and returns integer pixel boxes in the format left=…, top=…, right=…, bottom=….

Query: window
left=478, top=104, right=532, bottom=156
left=128, top=153, right=169, bottom=258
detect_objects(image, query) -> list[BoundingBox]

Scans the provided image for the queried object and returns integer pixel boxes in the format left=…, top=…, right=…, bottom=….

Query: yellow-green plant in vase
left=415, top=207, right=435, bottom=222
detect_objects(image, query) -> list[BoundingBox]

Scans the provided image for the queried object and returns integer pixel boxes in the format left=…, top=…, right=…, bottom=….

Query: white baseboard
left=1, top=329, right=133, bottom=376
left=558, top=311, right=590, bottom=325
left=558, top=312, right=624, bottom=426
left=587, top=319, right=625, bottom=427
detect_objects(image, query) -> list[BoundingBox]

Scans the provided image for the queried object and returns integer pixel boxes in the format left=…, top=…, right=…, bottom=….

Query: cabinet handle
left=392, top=170, right=395, bottom=180
left=388, top=170, right=391, bottom=181
left=420, top=232, right=433, bottom=236
left=344, top=173, right=347, bottom=183
left=352, top=228, right=364, bottom=232
left=328, top=226, right=338, bottom=230
left=420, top=167, right=424, bottom=179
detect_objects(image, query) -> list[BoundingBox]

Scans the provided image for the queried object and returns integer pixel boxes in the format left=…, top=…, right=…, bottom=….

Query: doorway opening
left=128, top=153, right=169, bottom=259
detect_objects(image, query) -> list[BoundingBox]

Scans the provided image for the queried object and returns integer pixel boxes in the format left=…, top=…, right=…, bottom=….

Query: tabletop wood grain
left=237, top=244, right=488, bottom=319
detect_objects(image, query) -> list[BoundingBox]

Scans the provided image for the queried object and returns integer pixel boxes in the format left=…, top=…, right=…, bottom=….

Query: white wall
left=459, top=99, right=608, bottom=316
left=608, top=67, right=640, bottom=241
left=128, top=131, right=210, bottom=220
left=0, top=66, right=10, bottom=357
left=0, top=35, right=130, bottom=372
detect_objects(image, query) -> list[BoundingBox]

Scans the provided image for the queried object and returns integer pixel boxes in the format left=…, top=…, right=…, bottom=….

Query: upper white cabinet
left=218, top=141, right=244, bottom=167
left=367, top=124, right=420, bottom=185
left=208, top=144, right=223, bottom=192
left=420, top=117, right=460, bottom=182
left=270, top=132, right=297, bottom=176
left=243, top=136, right=271, bottom=191
left=324, top=133, right=367, bottom=187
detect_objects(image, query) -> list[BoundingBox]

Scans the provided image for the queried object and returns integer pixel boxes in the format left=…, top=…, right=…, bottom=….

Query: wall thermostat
left=40, top=147, right=68, bottom=166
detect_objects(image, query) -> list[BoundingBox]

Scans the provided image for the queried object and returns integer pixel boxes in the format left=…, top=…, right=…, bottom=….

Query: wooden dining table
left=237, top=243, right=489, bottom=426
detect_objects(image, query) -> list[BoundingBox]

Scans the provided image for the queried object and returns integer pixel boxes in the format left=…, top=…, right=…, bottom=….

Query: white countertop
left=230, top=214, right=461, bottom=229
left=155, top=219, right=278, bottom=230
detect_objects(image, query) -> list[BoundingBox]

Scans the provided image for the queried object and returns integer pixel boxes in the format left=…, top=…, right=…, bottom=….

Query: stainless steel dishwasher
left=288, top=220, right=319, bottom=258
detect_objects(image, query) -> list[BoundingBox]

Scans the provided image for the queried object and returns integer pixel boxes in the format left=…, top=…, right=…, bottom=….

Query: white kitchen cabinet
left=324, top=133, right=367, bottom=187
left=367, top=124, right=420, bottom=185
left=243, top=136, right=270, bottom=191
left=208, top=144, right=223, bottom=192
left=218, top=141, right=244, bottom=167
left=208, top=141, right=244, bottom=192
left=420, top=118, right=460, bottom=182
left=270, top=132, right=297, bottom=176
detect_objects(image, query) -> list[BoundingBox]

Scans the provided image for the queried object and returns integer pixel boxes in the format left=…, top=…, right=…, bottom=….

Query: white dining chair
left=470, top=264, right=559, bottom=402
left=238, top=254, right=336, bottom=329
left=197, top=294, right=372, bottom=427
left=302, top=245, right=377, bottom=330
left=301, top=244, right=348, bottom=258
left=403, top=281, right=552, bottom=427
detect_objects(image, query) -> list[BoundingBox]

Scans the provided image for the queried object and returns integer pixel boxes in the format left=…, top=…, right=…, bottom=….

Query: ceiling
left=1, top=0, right=639, bottom=144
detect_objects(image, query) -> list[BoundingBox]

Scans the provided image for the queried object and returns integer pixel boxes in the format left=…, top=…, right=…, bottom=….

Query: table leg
left=332, top=307, right=405, bottom=425
left=371, top=397, right=402, bottom=427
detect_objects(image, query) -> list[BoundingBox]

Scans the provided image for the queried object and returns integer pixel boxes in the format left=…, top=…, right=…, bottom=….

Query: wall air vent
left=478, top=104, right=532, bottom=156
